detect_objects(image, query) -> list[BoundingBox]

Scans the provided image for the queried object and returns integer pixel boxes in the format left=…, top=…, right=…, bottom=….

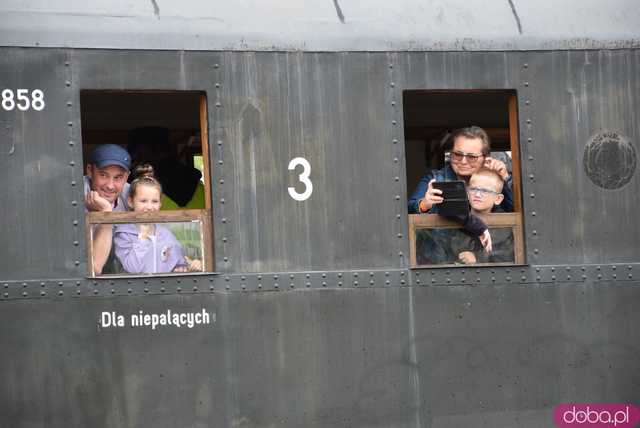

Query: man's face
left=87, top=164, right=129, bottom=203
left=467, top=174, right=503, bottom=213
left=450, top=136, right=485, bottom=177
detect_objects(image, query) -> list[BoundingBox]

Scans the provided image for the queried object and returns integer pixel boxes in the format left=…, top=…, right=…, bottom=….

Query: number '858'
left=2, top=89, right=46, bottom=111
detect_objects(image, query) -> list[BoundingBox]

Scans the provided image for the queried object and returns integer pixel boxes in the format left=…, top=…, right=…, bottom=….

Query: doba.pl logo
left=554, top=404, right=640, bottom=427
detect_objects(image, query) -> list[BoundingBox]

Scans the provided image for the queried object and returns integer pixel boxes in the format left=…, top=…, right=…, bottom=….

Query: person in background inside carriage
left=83, top=144, right=132, bottom=274
left=408, top=125, right=513, bottom=215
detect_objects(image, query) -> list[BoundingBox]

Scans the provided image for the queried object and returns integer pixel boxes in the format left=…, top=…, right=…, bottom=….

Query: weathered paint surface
left=0, top=1, right=639, bottom=51
left=1, top=47, right=639, bottom=428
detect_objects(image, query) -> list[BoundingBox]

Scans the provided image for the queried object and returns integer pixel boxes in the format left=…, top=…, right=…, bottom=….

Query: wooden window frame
left=408, top=213, right=525, bottom=268
left=406, top=91, right=525, bottom=269
left=83, top=91, right=214, bottom=278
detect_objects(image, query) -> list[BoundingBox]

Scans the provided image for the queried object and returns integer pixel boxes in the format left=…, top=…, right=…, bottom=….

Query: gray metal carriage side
left=1, top=2, right=640, bottom=427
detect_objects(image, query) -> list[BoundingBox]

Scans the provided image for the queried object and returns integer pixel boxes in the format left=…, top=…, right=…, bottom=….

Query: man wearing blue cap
left=84, top=144, right=132, bottom=274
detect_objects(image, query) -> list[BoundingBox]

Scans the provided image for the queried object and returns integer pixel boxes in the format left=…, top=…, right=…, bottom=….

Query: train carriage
left=1, top=1, right=639, bottom=427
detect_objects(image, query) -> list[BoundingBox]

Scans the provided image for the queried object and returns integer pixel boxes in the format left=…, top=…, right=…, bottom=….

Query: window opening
left=80, top=91, right=214, bottom=276
left=404, top=90, right=524, bottom=268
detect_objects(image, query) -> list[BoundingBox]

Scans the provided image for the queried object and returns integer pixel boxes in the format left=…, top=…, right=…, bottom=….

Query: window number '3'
left=288, top=157, right=313, bottom=201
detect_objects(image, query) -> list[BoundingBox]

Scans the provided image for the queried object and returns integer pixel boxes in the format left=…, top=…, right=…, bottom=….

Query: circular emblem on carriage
left=583, top=131, right=636, bottom=189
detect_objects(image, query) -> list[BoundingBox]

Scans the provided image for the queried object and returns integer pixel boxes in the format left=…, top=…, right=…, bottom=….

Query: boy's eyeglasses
left=451, top=150, right=484, bottom=164
left=468, top=186, right=501, bottom=196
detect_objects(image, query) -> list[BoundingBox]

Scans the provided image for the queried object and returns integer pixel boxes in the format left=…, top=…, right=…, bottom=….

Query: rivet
left=528, top=156, right=534, bottom=161
left=177, top=287, right=182, bottom=292
left=68, top=140, right=74, bottom=146
left=524, top=81, right=529, bottom=86
left=400, top=280, right=405, bottom=285
left=597, top=274, right=602, bottom=279
left=22, top=282, right=27, bottom=288
left=71, top=200, right=77, bottom=206
left=321, top=274, right=326, bottom=279
left=227, top=285, right=231, bottom=290
left=521, top=276, right=526, bottom=281
left=506, top=276, right=512, bottom=281
left=612, top=274, right=617, bottom=279
left=65, top=81, right=71, bottom=87
left=215, top=83, right=221, bottom=88
left=111, top=289, right=116, bottom=294
left=530, top=193, right=535, bottom=198
left=290, top=283, right=295, bottom=288
left=628, top=266, right=633, bottom=270
left=218, top=160, right=223, bottom=165
left=193, top=286, right=198, bottom=291
left=529, top=174, right=535, bottom=179
left=567, top=275, right=571, bottom=280
left=65, top=61, right=70, bottom=66
left=526, top=119, right=531, bottom=124
left=392, top=120, right=397, bottom=125
left=389, top=64, right=394, bottom=69
left=385, top=280, right=390, bottom=285
left=551, top=267, right=555, bottom=272
left=397, top=233, right=402, bottom=238
left=396, top=214, right=401, bottom=219
left=306, top=282, right=311, bottom=287
left=214, top=63, right=219, bottom=69
left=223, top=257, right=228, bottom=262
left=73, top=240, right=79, bottom=246
left=354, top=273, right=358, bottom=278
left=75, top=261, right=80, bottom=266
left=40, top=291, right=45, bottom=296
left=220, top=198, right=225, bottom=204
left=210, top=285, right=214, bottom=290
left=566, top=266, right=571, bottom=271
left=73, top=220, right=78, bottom=226
left=612, top=265, right=617, bottom=270
left=67, top=101, right=72, bottom=107
left=537, top=276, right=541, bottom=281
left=61, top=291, right=66, bottom=296
left=40, top=282, right=45, bottom=287
left=461, top=278, right=465, bottom=283
left=534, top=249, right=539, bottom=254
left=221, top=218, right=227, bottom=223
left=161, top=287, right=165, bottom=292
left=390, top=82, right=395, bottom=87
left=597, top=266, right=601, bottom=270
left=527, top=137, right=532, bottom=142
left=354, top=281, right=359, bottom=286
left=322, top=282, right=327, bottom=287
left=258, top=275, right=262, bottom=280
left=338, top=273, right=343, bottom=278
left=391, top=101, right=396, bottom=106
left=629, top=274, right=633, bottom=279
left=3, top=293, right=8, bottom=298
left=67, top=122, right=73, bottom=127
left=222, top=237, right=227, bottom=243
left=369, top=280, right=374, bottom=285
left=144, top=288, right=149, bottom=293
left=76, top=289, right=80, bottom=295
left=531, top=211, right=536, bottom=216
left=393, top=157, right=399, bottom=163
left=215, top=102, right=221, bottom=108
left=523, top=63, right=528, bottom=68
left=225, top=276, right=230, bottom=282
left=525, top=100, right=530, bottom=105
left=394, top=176, right=400, bottom=181
left=398, top=252, right=403, bottom=256
left=582, top=266, right=587, bottom=271
left=127, top=288, right=132, bottom=294
left=71, top=181, right=76, bottom=186
left=551, top=275, right=556, bottom=280
left=532, top=230, right=537, bottom=235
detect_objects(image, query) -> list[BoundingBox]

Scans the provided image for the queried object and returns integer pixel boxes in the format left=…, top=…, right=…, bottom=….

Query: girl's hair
left=129, top=163, right=162, bottom=198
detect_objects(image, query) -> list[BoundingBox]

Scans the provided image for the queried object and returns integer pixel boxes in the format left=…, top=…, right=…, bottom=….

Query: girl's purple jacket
left=113, top=223, right=187, bottom=274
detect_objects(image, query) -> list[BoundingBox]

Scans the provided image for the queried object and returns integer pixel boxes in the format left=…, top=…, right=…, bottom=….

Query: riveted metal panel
left=217, top=52, right=405, bottom=273
left=525, top=50, right=640, bottom=264
left=0, top=48, right=79, bottom=280
left=1, top=281, right=640, bottom=427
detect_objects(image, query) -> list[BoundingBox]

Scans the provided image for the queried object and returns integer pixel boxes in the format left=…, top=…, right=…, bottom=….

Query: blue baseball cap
left=89, top=144, right=132, bottom=170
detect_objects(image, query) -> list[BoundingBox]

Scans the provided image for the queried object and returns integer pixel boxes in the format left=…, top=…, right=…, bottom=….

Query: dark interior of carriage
left=80, top=91, right=205, bottom=179
left=403, top=90, right=515, bottom=196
